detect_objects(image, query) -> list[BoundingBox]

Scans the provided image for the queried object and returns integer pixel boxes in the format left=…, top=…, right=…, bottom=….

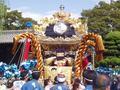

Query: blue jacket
left=21, top=79, right=44, bottom=90
left=50, top=83, right=70, bottom=90
left=85, top=85, right=93, bottom=90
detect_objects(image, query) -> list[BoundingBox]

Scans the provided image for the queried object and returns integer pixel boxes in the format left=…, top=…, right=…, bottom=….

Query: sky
left=8, top=0, right=112, bottom=21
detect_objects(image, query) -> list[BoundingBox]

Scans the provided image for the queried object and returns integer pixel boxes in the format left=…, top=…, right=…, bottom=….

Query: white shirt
left=0, top=84, right=7, bottom=90
left=13, top=80, right=25, bottom=90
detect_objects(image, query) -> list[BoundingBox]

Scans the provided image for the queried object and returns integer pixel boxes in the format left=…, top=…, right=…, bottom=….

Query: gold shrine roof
left=33, top=6, right=88, bottom=36
left=36, top=33, right=82, bottom=45
left=33, top=6, right=88, bottom=44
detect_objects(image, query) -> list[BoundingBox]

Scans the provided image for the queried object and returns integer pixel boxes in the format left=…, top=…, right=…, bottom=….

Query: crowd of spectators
left=0, top=61, right=119, bottom=90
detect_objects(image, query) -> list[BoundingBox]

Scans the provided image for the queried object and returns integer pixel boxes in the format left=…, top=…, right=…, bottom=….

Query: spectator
left=110, top=76, right=118, bottom=90
left=117, top=75, right=120, bottom=90
left=0, top=80, right=7, bottom=90
left=21, top=68, right=44, bottom=90
left=6, top=78, right=14, bottom=90
left=44, top=78, right=54, bottom=90
left=50, top=73, right=69, bottom=90
left=72, top=78, right=85, bottom=90
left=93, top=74, right=110, bottom=90
left=12, top=71, right=28, bottom=90
left=83, top=70, right=97, bottom=90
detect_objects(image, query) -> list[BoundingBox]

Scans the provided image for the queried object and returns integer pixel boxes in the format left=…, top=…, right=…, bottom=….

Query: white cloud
left=71, top=13, right=80, bottom=18
left=10, top=6, right=82, bottom=22
left=22, top=11, right=54, bottom=21
left=11, top=6, right=42, bottom=20
left=11, top=6, right=30, bottom=12
left=21, top=10, right=80, bottom=21
left=45, top=10, right=56, bottom=15
left=22, top=12, right=43, bottom=21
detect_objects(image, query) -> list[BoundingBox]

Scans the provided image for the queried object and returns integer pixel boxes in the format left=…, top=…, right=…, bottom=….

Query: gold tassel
left=96, top=35, right=105, bottom=51
left=95, top=35, right=105, bottom=61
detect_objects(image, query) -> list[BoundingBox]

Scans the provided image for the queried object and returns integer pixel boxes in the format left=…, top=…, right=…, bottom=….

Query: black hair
left=6, top=79, right=14, bottom=88
left=83, top=70, right=97, bottom=85
left=73, top=78, right=81, bottom=90
left=20, top=70, right=28, bottom=80
left=44, top=78, right=51, bottom=87
left=32, top=69, right=40, bottom=80
left=54, top=76, right=58, bottom=84
left=51, top=68, right=57, bottom=71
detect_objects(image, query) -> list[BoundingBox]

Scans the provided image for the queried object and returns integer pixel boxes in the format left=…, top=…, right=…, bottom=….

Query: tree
left=104, top=31, right=120, bottom=57
left=96, top=57, right=120, bottom=68
left=0, top=0, right=7, bottom=30
left=4, top=10, right=37, bottom=30
left=81, top=1, right=120, bottom=37
left=4, top=10, right=23, bottom=30
left=21, top=17, right=37, bottom=29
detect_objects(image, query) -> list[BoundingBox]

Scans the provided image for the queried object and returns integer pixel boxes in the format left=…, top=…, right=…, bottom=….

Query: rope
left=9, top=42, right=23, bottom=65
left=18, top=41, right=26, bottom=69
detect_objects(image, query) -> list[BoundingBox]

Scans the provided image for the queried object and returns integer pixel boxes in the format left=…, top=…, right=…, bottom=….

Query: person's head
left=112, top=76, right=118, bottom=85
left=44, top=78, right=53, bottom=87
left=73, top=78, right=81, bottom=90
left=83, top=70, right=97, bottom=85
left=93, top=74, right=110, bottom=90
left=20, top=70, right=28, bottom=80
left=32, top=69, right=40, bottom=80
left=57, top=73, right=66, bottom=84
left=6, top=79, right=14, bottom=88
left=117, top=75, right=120, bottom=82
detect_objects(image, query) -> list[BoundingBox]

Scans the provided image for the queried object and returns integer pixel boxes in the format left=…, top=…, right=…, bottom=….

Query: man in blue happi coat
left=21, top=69, right=44, bottom=90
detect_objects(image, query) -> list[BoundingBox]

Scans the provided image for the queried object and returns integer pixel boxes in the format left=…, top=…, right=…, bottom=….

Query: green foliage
left=21, top=17, right=37, bottom=29
left=4, top=10, right=37, bottom=30
left=104, top=31, right=120, bottom=57
left=81, top=1, right=120, bottom=36
left=96, top=57, right=120, bottom=67
left=0, top=1, right=7, bottom=30
left=105, top=31, right=120, bottom=40
left=116, top=40, right=120, bottom=44
left=117, top=44, right=120, bottom=50
left=104, top=41, right=116, bottom=45
left=106, top=46, right=118, bottom=49
left=4, top=10, right=22, bottom=30
left=105, top=49, right=119, bottom=55
left=0, top=2, right=37, bottom=30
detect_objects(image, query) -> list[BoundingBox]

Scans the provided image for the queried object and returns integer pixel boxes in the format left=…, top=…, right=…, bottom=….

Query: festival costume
left=50, top=83, right=69, bottom=90
left=21, top=79, right=44, bottom=90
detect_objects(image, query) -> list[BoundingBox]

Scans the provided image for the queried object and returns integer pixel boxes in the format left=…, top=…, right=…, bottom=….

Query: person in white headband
left=50, top=73, right=69, bottom=90
left=57, top=73, right=66, bottom=83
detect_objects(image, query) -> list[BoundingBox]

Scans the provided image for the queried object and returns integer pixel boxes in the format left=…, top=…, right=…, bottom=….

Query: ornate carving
left=33, top=6, right=88, bottom=35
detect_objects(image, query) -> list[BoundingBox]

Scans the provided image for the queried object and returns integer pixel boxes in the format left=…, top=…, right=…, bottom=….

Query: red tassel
left=82, top=57, right=89, bottom=69
left=23, top=39, right=31, bottom=61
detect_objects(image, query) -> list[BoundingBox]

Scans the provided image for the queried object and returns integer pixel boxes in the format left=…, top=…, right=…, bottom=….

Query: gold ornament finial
left=60, top=5, right=65, bottom=11
left=53, top=5, right=70, bottom=21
